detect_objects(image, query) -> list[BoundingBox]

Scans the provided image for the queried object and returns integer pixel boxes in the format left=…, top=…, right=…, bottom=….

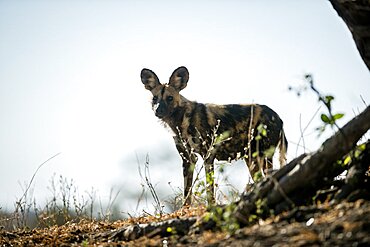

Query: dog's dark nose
left=155, top=102, right=166, bottom=118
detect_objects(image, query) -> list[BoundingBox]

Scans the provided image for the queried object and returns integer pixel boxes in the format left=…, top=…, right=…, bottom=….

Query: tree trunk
left=330, top=0, right=370, bottom=71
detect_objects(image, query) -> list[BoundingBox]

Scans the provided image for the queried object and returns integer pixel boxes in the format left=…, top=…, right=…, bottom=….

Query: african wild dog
left=140, top=66, right=287, bottom=205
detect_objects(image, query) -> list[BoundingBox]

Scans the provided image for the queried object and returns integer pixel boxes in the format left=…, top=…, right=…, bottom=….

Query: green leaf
left=257, top=124, right=267, bottom=136
left=358, top=143, right=366, bottom=151
left=320, top=114, right=331, bottom=123
left=264, top=146, right=276, bottom=158
left=355, top=143, right=366, bottom=158
left=343, top=155, right=352, bottom=165
left=333, top=113, right=344, bottom=120
left=248, top=214, right=257, bottom=222
left=216, top=207, right=223, bottom=215
left=261, top=128, right=267, bottom=137
left=253, top=171, right=262, bottom=182
left=204, top=212, right=211, bottom=222
left=252, top=151, right=259, bottom=158
left=215, top=131, right=231, bottom=144
left=325, top=95, right=334, bottom=103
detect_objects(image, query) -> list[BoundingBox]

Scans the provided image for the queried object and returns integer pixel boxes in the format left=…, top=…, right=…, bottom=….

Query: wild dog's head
left=140, top=66, right=189, bottom=119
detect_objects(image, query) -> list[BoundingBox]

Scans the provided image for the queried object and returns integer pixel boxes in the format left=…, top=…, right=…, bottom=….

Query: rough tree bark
left=95, top=218, right=197, bottom=242
left=330, top=0, right=370, bottom=71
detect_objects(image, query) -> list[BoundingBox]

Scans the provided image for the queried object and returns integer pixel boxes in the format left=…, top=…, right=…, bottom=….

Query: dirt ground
left=1, top=199, right=369, bottom=246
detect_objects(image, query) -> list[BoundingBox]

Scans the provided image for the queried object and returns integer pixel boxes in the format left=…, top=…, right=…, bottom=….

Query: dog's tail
left=278, top=128, right=288, bottom=166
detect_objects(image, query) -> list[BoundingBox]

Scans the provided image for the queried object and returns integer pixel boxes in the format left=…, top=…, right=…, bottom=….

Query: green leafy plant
left=204, top=203, right=240, bottom=234
left=289, top=74, right=345, bottom=135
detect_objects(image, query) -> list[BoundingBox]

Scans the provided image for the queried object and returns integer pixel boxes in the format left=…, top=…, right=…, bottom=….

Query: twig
left=295, top=106, right=321, bottom=156
left=360, top=95, right=367, bottom=107
left=135, top=152, right=147, bottom=211
left=143, top=155, right=163, bottom=215
left=18, top=152, right=61, bottom=205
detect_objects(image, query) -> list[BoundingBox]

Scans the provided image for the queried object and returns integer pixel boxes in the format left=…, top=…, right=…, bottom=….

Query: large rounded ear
left=141, top=68, right=161, bottom=91
left=168, top=66, right=189, bottom=91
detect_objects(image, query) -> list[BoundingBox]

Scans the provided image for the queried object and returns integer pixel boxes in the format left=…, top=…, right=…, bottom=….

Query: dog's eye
left=153, top=96, right=158, bottom=102
left=167, top=96, right=173, bottom=102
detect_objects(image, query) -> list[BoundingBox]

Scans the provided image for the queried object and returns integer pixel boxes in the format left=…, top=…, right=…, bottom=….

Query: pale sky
left=0, top=1, right=369, bottom=212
